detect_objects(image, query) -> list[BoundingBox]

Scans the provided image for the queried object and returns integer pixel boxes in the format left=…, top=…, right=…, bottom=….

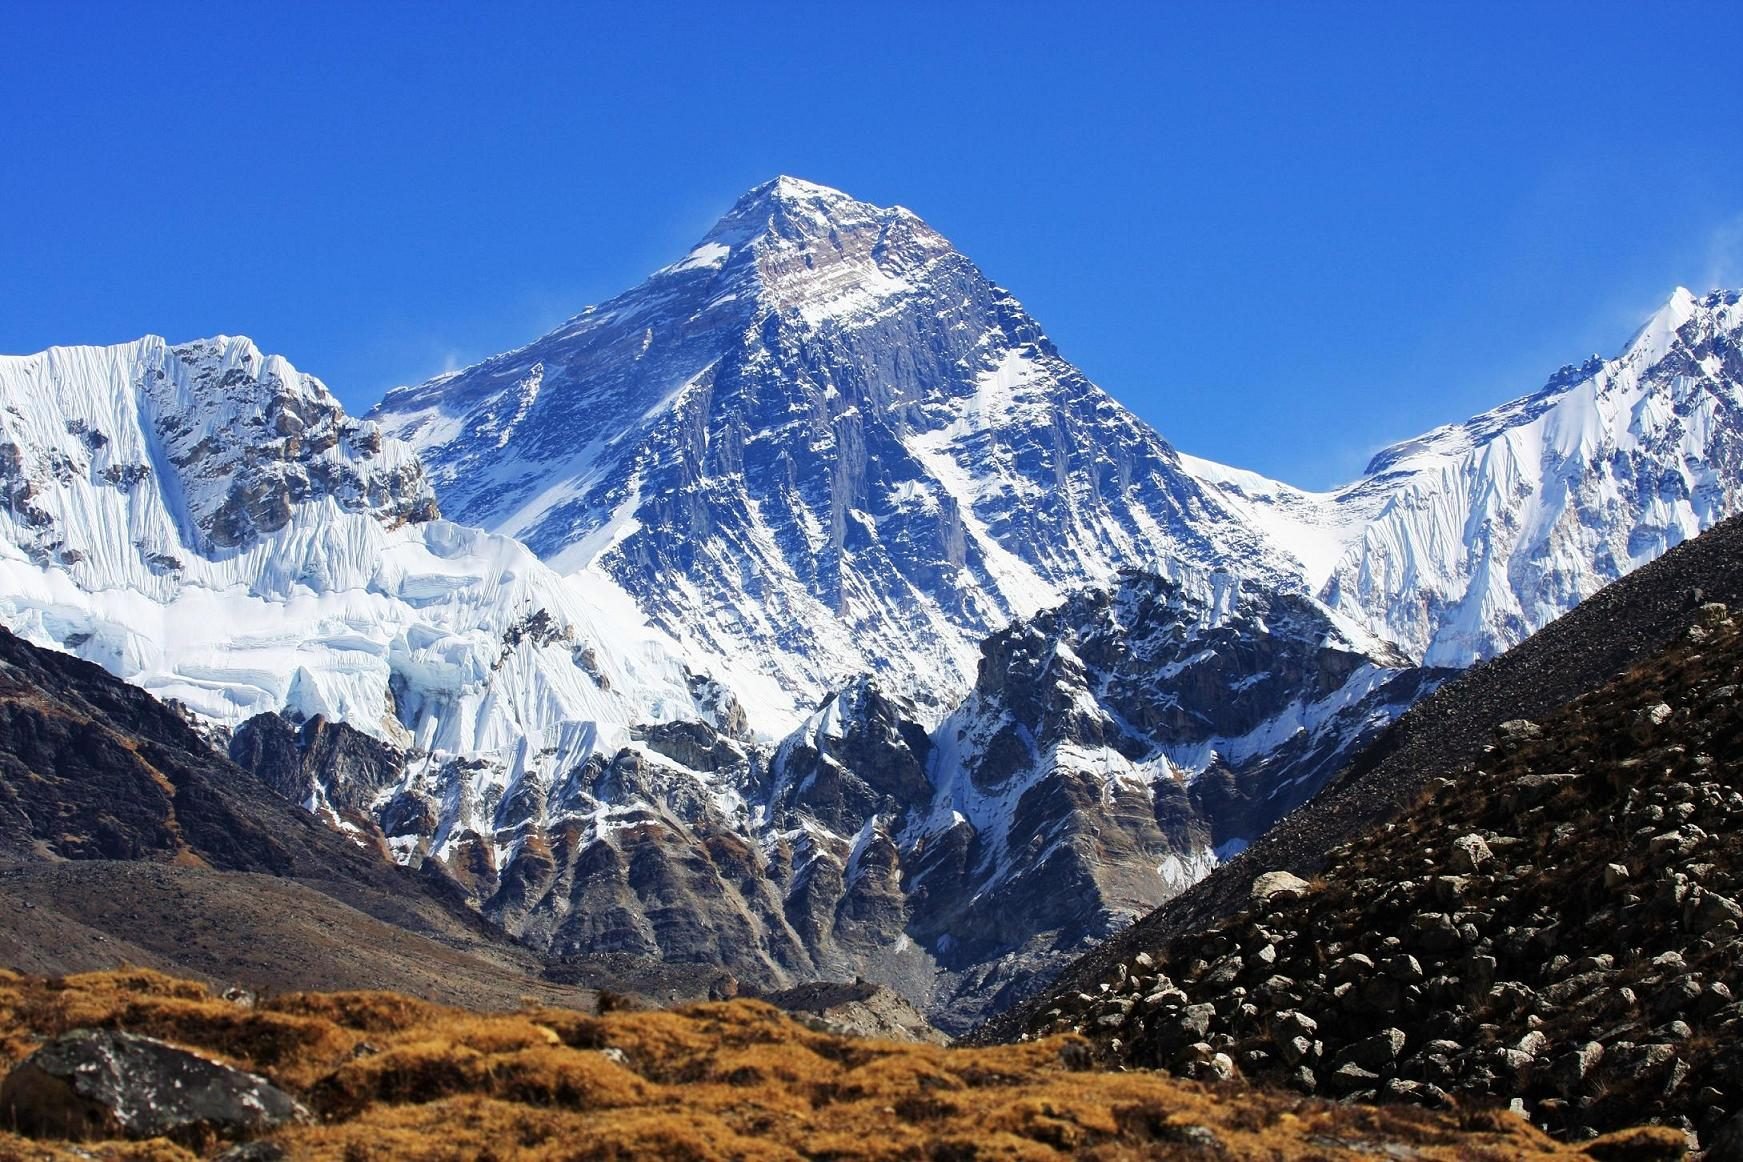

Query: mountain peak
left=698, top=176, right=915, bottom=252
left=747, top=174, right=857, bottom=205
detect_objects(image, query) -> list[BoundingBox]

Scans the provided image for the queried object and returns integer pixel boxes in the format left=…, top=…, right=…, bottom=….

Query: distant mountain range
left=3, top=176, right=1741, bottom=1026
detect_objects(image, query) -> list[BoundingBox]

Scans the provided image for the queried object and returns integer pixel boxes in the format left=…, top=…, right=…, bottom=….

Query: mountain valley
left=3, top=178, right=1742, bottom=1049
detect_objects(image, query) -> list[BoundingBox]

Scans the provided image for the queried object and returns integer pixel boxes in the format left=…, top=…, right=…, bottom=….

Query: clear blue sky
left=4, top=2, right=1741, bottom=488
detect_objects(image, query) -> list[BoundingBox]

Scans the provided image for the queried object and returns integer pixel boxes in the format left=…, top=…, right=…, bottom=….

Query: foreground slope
left=0, top=969, right=1679, bottom=1161
left=984, top=508, right=1743, bottom=1032
left=997, top=528, right=1743, bottom=1145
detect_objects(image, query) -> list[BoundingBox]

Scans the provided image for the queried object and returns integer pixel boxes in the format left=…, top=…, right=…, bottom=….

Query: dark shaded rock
left=230, top=712, right=405, bottom=816
left=0, top=1028, right=307, bottom=1146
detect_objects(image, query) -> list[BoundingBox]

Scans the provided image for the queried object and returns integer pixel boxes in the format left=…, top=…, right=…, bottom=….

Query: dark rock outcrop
left=0, top=1028, right=307, bottom=1146
left=229, top=712, right=405, bottom=819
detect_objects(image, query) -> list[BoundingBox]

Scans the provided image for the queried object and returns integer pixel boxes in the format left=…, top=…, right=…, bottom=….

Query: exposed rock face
left=770, top=676, right=933, bottom=835
left=0, top=337, right=435, bottom=584
left=897, top=569, right=1433, bottom=1027
left=207, top=568, right=1427, bottom=1031
left=760, top=980, right=949, bottom=1044
left=0, top=1028, right=308, bottom=1146
left=1008, top=598, right=1743, bottom=1147
left=0, top=623, right=572, bottom=983
left=229, top=712, right=405, bottom=824
left=137, top=339, right=437, bottom=552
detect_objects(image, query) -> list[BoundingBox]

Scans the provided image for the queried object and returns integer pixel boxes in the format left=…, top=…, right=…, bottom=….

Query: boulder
left=1449, top=834, right=1494, bottom=873
left=1250, top=870, right=1311, bottom=905
left=1342, top=1028, right=1408, bottom=1070
left=0, top=1028, right=308, bottom=1146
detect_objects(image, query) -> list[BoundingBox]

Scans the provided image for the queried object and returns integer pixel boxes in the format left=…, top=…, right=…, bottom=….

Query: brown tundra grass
left=0, top=968, right=1683, bottom=1161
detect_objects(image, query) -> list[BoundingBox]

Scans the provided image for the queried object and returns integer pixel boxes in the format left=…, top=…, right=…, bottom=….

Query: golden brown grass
left=0, top=969, right=1683, bottom=1160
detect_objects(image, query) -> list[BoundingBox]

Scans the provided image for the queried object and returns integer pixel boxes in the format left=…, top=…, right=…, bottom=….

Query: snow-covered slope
left=1184, top=288, right=1743, bottom=665
left=374, top=177, right=1296, bottom=726
left=0, top=336, right=716, bottom=836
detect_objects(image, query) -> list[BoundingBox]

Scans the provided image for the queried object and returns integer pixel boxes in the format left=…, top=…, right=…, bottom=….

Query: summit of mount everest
left=5, top=176, right=1743, bottom=1026
left=372, top=176, right=1299, bottom=727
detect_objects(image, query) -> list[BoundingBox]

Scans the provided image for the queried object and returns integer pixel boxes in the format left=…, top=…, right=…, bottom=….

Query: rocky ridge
left=0, top=333, right=719, bottom=796
left=222, top=565, right=1429, bottom=1032
left=1012, top=598, right=1743, bottom=1147
left=1191, top=288, right=1743, bottom=668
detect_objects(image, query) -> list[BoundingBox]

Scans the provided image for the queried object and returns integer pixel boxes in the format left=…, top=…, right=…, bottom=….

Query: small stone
left=1204, top=954, right=1243, bottom=985
left=1383, top=954, right=1424, bottom=983
left=1331, top=953, right=1375, bottom=983
left=1411, top=911, right=1463, bottom=951
left=1329, top=1062, right=1381, bottom=1091
left=1449, top=834, right=1494, bottom=873
left=1342, top=1028, right=1408, bottom=1069
left=213, top=1146, right=289, bottom=1162
left=1181, top=1004, right=1217, bottom=1039
left=1649, top=831, right=1694, bottom=858
left=1688, top=890, right=1743, bottom=932
left=1198, top=1052, right=1237, bottom=1082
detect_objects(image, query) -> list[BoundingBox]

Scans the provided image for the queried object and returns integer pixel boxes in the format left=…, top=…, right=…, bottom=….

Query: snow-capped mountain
left=6, top=176, right=1743, bottom=1030
left=0, top=335, right=721, bottom=833
left=1187, top=288, right=1743, bottom=665
left=373, top=176, right=1298, bottom=727
left=0, top=332, right=1429, bottom=1028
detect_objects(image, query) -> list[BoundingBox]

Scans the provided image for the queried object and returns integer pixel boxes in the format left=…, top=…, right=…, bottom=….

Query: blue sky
left=3, top=2, right=1741, bottom=488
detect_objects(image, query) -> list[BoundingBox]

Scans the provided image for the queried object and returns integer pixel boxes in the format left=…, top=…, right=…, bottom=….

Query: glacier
left=0, top=334, right=727, bottom=849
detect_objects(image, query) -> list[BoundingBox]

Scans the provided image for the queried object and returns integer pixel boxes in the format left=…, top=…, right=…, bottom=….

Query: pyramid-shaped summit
left=371, top=178, right=1279, bottom=727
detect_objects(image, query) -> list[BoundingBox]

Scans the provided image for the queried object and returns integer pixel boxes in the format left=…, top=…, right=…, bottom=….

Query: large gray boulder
left=0, top=1028, right=309, bottom=1146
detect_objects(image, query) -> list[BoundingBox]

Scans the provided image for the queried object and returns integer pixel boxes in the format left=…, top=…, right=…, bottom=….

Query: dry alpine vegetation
left=0, top=968, right=1685, bottom=1162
